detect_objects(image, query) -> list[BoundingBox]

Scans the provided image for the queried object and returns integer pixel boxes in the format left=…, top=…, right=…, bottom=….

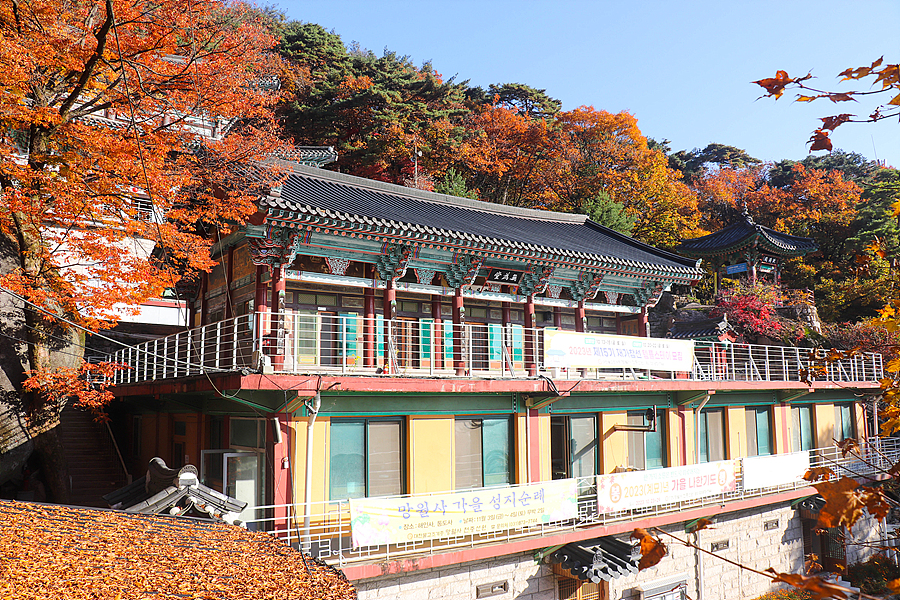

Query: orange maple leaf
left=630, top=528, right=668, bottom=570
left=820, top=114, right=853, bottom=130
left=753, top=70, right=796, bottom=99
left=808, top=129, right=832, bottom=152
left=803, top=467, right=835, bottom=482
left=814, top=478, right=891, bottom=529
left=766, top=570, right=848, bottom=600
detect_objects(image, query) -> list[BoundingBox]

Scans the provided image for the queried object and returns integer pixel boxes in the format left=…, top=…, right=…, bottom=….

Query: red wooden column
left=432, top=295, right=443, bottom=370
left=452, top=288, right=465, bottom=375
left=575, top=300, right=586, bottom=333
left=640, top=306, right=650, bottom=337
left=200, top=272, right=209, bottom=326
left=383, top=279, right=396, bottom=373
left=224, top=246, right=235, bottom=320
left=553, top=306, right=562, bottom=329
left=254, top=265, right=268, bottom=353
left=270, top=264, right=286, bottom=369
left=501, top=300, right=511, bottom=373
left=524, top=295, right=537, bottom=376
left=364, top=264, right=376, bottom=369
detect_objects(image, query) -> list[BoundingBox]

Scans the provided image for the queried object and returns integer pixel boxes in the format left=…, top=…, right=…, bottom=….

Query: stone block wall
left=352, top=501, right=890, bottom=600
left=354, top=551, right=556, bottom=600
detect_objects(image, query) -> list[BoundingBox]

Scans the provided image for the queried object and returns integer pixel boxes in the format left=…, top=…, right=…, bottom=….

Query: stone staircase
left=58, top=403, right=129, bottom=507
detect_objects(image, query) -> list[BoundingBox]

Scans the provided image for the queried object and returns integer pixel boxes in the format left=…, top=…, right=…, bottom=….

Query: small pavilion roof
left=259, top=163, right=703, bottom=281
left=678, top=212, right=817, bottom=259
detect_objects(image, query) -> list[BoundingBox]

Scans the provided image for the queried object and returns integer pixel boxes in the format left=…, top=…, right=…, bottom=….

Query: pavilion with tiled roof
left=677, top=211, right=817, bottom=292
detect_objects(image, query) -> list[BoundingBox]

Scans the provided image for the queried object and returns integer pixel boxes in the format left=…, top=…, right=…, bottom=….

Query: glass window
left=550, top=415, right=597, bottom=479
left=834, top=404, right=855, bottom=442
left=627, top=410, right=666, bottom=470
left=330, top=419, right=404, bottom=499
left=230, top=418, right=264, bottom=449
left=455, top=417, right=511, bottom=489
left=745, top=407, right=772, bottom=457
left=699, top=409, right=726, bottom=463
left=791, top=405, right=815, bottom=451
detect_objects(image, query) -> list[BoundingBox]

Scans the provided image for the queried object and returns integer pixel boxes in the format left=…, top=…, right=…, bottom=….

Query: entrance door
left=201, top=449, right=262, bottom=528
left=225, top=452, right=260, bottom=526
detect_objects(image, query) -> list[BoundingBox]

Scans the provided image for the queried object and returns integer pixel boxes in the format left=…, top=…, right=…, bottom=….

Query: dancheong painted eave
left=678, top=211, right=818, bottom=259
left=253, top=161, right=705, bottom=283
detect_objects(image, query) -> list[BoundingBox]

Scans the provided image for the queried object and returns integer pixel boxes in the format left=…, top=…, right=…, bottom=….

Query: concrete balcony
left=106, top=312, right=883, bottom=386
left=240, top=438, right=900, bottom=572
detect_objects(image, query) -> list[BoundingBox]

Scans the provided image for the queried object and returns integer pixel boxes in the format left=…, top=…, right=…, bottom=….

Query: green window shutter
left=330, top=420, right=366, bottom=500
left=488, top=323, right=502, bottom=362
left=482, top=418, right=511, bottom=486
left=511, top=325, right=524, bottom=362
left=376, top=314, right=385, bottom=358
left=419, top=318, right=433, bottom=359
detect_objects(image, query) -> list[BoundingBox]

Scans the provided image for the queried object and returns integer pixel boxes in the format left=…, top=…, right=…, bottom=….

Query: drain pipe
left=303, top=391, right=322, bottom=545
left=695, top=394, right=711, bottom=463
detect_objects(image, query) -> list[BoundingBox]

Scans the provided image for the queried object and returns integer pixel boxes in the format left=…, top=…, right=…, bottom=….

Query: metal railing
left=241, top=438, right=900, bottom=568
left=106, top=312, right=884, bottom=385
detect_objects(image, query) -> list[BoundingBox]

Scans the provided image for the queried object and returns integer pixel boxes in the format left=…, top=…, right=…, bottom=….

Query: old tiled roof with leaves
left=0, top=500, right=357, bottom=600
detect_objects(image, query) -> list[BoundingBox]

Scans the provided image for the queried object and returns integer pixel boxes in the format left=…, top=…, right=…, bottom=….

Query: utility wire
left=0, top=285, right=226, bottom=372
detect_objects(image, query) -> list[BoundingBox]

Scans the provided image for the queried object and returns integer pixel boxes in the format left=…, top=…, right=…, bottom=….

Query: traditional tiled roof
left=678, top=212, right=817, bottom=259
left=104, top=458, right=246, bottom=523
left=548, top=536, right=640, bottom=582
left=668, top=315, right=733, bottom=341
left=0, top=500, right=357, bottom=600
left=258, top=163, right=703, bottom=282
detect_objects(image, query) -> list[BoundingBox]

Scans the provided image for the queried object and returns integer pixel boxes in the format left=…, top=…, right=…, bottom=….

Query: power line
left=0, top=285, right=225, bottom=372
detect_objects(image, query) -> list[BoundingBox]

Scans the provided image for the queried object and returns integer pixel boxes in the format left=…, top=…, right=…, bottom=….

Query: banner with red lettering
left=543, top=330, right=694, bottom=371
left=596, top=460, right=739, bottom=513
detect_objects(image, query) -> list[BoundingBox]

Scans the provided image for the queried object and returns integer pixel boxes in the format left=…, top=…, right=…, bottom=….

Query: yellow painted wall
left=815, top=403, right=835, bottom=449
left=515, top=413, right=528, bottom=484
left=665, top=409, right=684, bottom=467
left=726, top=407, right=746, bottom=459
left=599, top=412, right=627, bottom=473
left=773, top=404, right=790, bottom=454
left=854, top=402, right=866, bottom=441
left=291, top=416, right=329, bottom=504
left=535, top=412, right=551, bottom=482
left=410, top=416, right=454, bottom=493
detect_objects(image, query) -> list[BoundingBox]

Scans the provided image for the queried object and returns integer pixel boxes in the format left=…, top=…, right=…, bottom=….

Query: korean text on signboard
left=596, top=460, right=739, bottom=513
left=543, top=330, right=694, bottom=371
left=348, top=479, right=578, bottom=548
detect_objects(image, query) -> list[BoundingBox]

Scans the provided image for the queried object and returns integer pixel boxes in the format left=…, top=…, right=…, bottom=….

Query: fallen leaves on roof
left=0, top=500, right=357, bottom=599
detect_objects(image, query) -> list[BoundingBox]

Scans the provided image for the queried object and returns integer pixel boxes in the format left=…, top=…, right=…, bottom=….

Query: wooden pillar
left=575, top=300, right=586, bottom=333
left=254, top=265, right=268, bottom=351
left=453, top=288, right=465, bottom=375
left=432, top=295, right=443, bottom=370
left=270, top=264, right=286, bottom=369
left=502, top=300, right=511, bottom=372
left=383, top=280, right=395, bottom=373
left=524, top=295, right=536, bottom=376
left=553, top=306, right=562, bottom=329
left=200, top=272, right=209, bottom=326
left=615, top=312, right=621, bottom=335
left=224, top=246, right=235, bottom=320
left=364, top=264, right=376, bottom=369
left=640, top=306, right=650, bottom=338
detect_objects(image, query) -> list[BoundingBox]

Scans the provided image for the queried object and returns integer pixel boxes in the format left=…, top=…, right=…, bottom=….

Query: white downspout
left=303, top=392, right=322, bottom=545
left=695, top=394, right=711, bottom=463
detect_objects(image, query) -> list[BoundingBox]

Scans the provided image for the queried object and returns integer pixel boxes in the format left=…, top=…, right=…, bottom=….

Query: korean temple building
left=677, top=211, right=819, bottom=293
left=104, top=158, right=889, bottom=600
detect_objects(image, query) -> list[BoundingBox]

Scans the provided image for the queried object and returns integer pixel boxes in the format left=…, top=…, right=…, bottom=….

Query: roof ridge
left=272, top=161, right=588, bottom=224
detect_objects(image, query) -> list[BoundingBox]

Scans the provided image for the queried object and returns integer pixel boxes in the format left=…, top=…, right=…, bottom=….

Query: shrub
left=751, top=587, right=812, bottom=600
left=847, top=554, right=900, bottom=596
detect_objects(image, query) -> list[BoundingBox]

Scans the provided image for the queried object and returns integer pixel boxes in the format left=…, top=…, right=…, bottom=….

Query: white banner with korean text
left=742, top=451, right=810, bottom=491
left=596, top=460, right=739, bottom=513
left=348, top=479, right=578, bottom=548
left=543, top=330, right=694, bottom=371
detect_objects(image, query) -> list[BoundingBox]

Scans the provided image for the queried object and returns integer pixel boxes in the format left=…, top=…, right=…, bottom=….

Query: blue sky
left=276, top=0, right=900, bottom=168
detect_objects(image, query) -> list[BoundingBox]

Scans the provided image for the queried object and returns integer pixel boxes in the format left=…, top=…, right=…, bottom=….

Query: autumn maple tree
left=0, top=0, right=281, bottom=497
